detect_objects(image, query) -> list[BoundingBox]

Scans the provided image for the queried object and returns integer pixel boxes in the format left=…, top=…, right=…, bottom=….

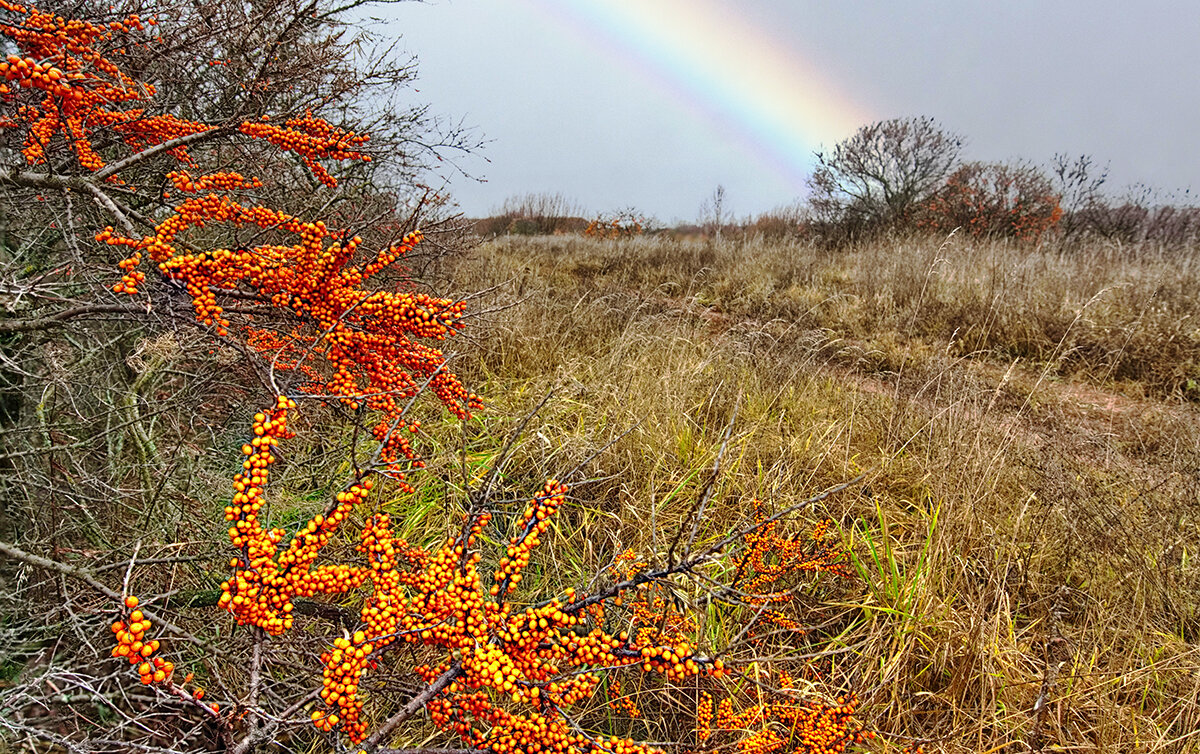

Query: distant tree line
left=807, top=116, right=1199, bottom=247
left=476, top=116, right=1200, bottom=249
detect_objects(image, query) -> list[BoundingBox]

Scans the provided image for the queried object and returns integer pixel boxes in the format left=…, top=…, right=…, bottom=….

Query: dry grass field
left=3, top=229, right=1198, bottom=754
left=440, top=232, right=1200, bottom=753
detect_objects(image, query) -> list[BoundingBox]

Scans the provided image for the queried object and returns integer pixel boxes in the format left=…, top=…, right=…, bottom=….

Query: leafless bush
left=746, top=202, right=810, bottom=240
left=482, top=192, right=586, bottom=235
left=1050, top=156, right=1200, bottom=250
left=697, top=184, right=728, bottom=240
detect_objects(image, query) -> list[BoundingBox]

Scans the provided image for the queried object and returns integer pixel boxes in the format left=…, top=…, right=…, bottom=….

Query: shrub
left=491, top=192, right=587, bottom=235
left=747, top=202, right=811, bottom=240
left=919, top=161, right=1062, bottom=242
left=584, top=208, right=646, bottom=239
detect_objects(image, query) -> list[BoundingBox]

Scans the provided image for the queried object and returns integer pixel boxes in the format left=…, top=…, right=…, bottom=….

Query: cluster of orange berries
left=311, top=512, right=418, bottom=741
left=0, top=55, right=72, bottom=97
left=114, top=251, right=145, bottom=294
left=629, top=591, right=696, bottom=653
left=110, top=595, right=166, bottom=677
left=239, top=112, right=371, bottom=188
left=0, top=1, right=213, bottom=171
left=166, top=170, right=262, bottom=194
left=110, top=596, right=215, bottom=712
left=313, top=630, right=375, bottom=735
left=322, top=485, right=727, bottom=748
left=605, top=676, right=640, bottom=718
left=115, top=112, right=210, bottom=167
left=491, top=481, right=566, bottom=597
left=101, top=193, right=479, bottom=483
left=732, top=503, right=847, bottom=643
left=212, top=434, right=724, bottom=749
left=0, top=0, right=153, bottom=169
left=698, top=685, right=872, bottom=754
left=0, top=2, right=379, bottom=182
left=606, top=553, right=700, bottom=682
left=427, top=688, right=659, bottom=754
left=217, top=396, right=381, bottom=635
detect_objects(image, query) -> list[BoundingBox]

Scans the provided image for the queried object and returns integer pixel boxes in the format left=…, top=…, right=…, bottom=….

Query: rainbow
left=516, top=0, right=874, bottom=191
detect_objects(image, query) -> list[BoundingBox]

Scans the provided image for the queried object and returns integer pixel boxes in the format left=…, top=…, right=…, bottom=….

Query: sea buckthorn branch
left=697, top=683, right=872, bottom=754
left=90, top=125, right=240, bottom=182
left=3, top=2, right=472, bottom=430
left=100, top=193, right=480, bottom=484
left=211, top=419, right=734, bottom=752
left=240, top=113, right=371, bottom=188
left=0, top=6, right=365, bottom=183
left=215, top=373, right=454, bottom=644
left=109, top=595, right=220, bottom=716
left=0, top=301, right=150, bottom=333
left=79, top=175, right=137, bottom=234
left=361, top=663, right=467, bottom=751
left=720, top=504, right=851, bottom=645
left=0, top=0, right=376, bottom=196
left=0, top=1, right=157, bottom=169
left=554, top=477, right=862, bottom=619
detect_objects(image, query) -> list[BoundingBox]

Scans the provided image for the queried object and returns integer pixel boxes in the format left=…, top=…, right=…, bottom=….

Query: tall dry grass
left=444, top=232, right=1200, bottom=753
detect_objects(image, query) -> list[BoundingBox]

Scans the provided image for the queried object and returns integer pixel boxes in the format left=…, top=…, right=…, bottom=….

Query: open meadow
left=441, top=231, right=1200, bottom=752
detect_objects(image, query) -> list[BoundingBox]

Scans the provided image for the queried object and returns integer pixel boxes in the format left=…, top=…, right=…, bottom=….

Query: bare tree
left=698, top=184, right=727, bottom=241
left=808, top=116, right=963, bottom=238
left=1050, top=153, right=1110, bottom=246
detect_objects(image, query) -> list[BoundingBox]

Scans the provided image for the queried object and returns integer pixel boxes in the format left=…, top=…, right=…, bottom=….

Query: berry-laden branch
left=2, top=0, right=481, bottom=486
left=0, top=0, right=372, bottom=179
left=99, top=197, right=481, bottom=485
left=211, top=402, right=872, bottom=754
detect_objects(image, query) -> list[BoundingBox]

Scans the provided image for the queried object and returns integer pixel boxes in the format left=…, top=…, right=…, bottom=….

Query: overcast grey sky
left=381, top=1, right=1199, bottom=222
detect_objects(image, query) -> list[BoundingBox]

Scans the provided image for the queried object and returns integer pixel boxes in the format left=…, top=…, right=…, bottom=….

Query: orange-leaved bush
left=584, top=210, right=645, bottom=239
left=919, top=161, right=1063, bottom=242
